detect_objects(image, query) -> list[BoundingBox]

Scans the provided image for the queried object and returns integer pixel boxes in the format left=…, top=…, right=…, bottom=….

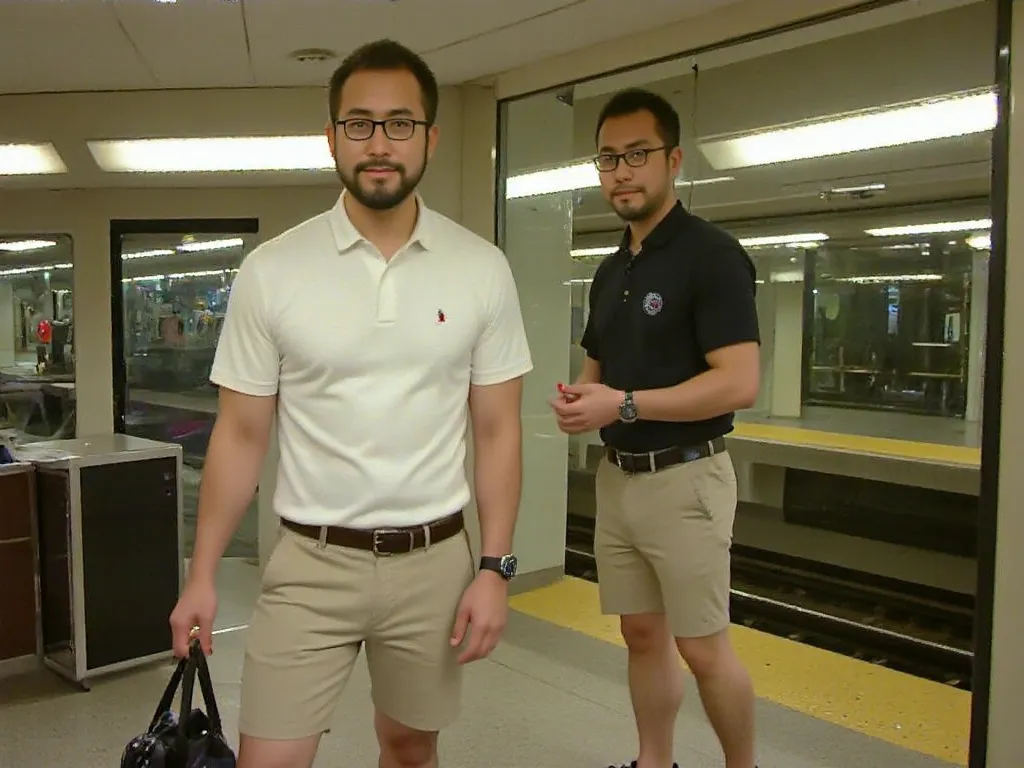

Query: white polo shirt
left=209, top=193, right=533, bottom=529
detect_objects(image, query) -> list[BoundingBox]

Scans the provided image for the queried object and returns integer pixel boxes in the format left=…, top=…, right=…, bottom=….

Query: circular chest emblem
left=642, top=291, right=664, bottom=316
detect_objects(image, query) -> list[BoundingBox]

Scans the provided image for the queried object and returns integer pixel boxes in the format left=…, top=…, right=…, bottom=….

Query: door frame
left=108, top=218, right=260, bottom=433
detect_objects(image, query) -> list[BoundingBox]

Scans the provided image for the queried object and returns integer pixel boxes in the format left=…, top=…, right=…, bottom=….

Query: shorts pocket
left=692, top=454, right=737, bottom=522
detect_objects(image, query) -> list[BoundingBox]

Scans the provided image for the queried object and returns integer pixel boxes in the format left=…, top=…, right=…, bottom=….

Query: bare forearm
left=189, top=423, right=269, bottom=582
left=473, top=428, right=522, bottom=557
left=633, top=369, right=757, bottom=422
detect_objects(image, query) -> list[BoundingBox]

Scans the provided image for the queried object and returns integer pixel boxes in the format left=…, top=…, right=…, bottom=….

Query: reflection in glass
left=116, top=231, right=258, bottom=559
left=0, top=234, right=76, bottom=441
left=807, top=237, right=976, bottom=416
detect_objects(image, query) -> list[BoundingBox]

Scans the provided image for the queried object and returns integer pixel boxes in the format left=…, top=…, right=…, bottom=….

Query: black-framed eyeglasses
left=593, top=146, right=669, bottom=172
left=335, top=118, right=431, bottom=142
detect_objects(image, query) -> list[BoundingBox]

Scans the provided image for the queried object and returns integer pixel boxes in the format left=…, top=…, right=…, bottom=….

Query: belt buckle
left=372, top=528, right=415, bottom=557
left=616, top=450, right=635, bottom=475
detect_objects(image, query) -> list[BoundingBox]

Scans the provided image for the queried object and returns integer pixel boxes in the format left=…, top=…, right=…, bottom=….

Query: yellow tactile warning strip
left=509, top=577, right=971, bottom=766
left=731, top=421, right=981, bottom=467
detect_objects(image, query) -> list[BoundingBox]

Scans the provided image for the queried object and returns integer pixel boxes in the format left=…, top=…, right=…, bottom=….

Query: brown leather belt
left=607, top=436, right=727, bottom=474
left=281, top=510, right=464, bottom=556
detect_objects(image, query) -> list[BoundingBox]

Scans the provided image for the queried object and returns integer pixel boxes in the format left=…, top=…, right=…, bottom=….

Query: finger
left=197, top=623, right=214, bottom=656
left=170, top=615, right=192, bottom=658
left=450, top=604, right=471, bottom=647
left=459, top=631, right=487, bottom=664
left=561, top=383, right=588, bottom=397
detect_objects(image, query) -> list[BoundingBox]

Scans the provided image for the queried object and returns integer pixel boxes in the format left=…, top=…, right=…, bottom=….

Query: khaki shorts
left=594, top=449, right=738, bottom=639
left=238, top=522, right=474, bottom=740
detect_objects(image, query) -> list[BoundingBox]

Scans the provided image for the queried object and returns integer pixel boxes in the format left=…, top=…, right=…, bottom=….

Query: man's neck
left=343, top=191, right=420, bottom=260
left=627, top=196, right=678, bottom=254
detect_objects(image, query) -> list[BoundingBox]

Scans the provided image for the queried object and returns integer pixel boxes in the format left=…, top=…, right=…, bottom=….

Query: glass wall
left=113, top=227, right=259, bottom=559
left=496, top=0, right=998, bottom=715
left=0, top=234, right=76, bottom=442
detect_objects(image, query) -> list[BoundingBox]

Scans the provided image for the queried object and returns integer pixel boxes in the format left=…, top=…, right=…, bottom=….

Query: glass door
left=109, top=219, right=260, bottom=560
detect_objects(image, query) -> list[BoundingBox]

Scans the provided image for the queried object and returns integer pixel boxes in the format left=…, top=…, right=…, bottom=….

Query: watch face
left=500, top=555, right=518, bottom=579
left=620, top=402, right=638, bottom=422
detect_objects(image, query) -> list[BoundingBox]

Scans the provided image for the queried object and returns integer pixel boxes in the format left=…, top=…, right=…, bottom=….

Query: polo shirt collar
left=617, top=199, right=688, bottom=254
left=328, top=189, right=434, bottom=254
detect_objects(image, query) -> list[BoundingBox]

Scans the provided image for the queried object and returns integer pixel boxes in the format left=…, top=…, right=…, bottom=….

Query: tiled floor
left=0, top=560, right=962, bottom=768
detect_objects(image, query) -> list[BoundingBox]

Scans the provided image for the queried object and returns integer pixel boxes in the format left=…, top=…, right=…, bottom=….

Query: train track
left=565, top=516, right=974, bottom=690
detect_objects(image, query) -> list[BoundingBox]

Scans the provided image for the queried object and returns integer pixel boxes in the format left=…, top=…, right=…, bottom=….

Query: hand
left=169, top=577, right=218, bottom=658
left=450, top=570, right=508, bottom=664
left=549, top=382, right=623, bottom=434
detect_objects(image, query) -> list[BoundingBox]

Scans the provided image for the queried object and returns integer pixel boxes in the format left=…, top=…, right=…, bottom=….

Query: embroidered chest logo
left=436, top=309, right=446, bottom=324
left=642, top=291, right=663, bottom=316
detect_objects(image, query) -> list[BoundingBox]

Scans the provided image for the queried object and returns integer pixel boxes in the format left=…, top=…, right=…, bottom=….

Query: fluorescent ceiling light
left=177, top=238, right=244, bottom=252
left=88, top=136, right=333, bottom=173
left=571, top=246, right=618, bottom=258
left=699, top=89, right=997, bottom=170
left=0, top=143, right=67, bottom=176
left=506, top=160, right=733, bottom=199
left=0, top=239, right=58, bottom=252
left=831, top=273, right=944, bottom=284
left=123, top=268, right=238, bottom=284
left=865, top=219, right=991, bottom=237
left=0, top=263, right=72, bottom=277
left=967, top=233, right=991, bottom=250
left=829, top=183, right=886, bottom=194
left=122, top=249, right=175, bottom=260
left=739, top=233, right=829, bottom=248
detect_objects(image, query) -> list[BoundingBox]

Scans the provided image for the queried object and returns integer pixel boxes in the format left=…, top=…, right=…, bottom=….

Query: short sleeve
left=209, top=254, right=280, bottom=396
left=580, top=268, right=604, bottom=360
left=470, top=253, right=534, bottom=386
left=693, top=243, right=761, bottom=355
left=581, top=262, right=610, bottom=360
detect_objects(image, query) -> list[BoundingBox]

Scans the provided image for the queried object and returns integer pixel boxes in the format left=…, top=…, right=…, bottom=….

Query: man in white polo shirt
left=168, top=39, right=533, bottom=768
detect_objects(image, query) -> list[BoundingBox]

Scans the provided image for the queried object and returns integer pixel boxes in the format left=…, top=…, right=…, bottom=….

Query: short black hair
left=328, top=39, right=439, bottom=124
left=594, top=88, right=681, bottom=148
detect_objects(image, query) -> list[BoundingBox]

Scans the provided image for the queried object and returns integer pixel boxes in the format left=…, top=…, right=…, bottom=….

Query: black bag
left=120, top=639, right=237, bottom=768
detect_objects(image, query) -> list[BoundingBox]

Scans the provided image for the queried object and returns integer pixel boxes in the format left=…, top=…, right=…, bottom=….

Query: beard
left=611, top=184, right=668, bottom=222
left=335, top=148, right=427, bottom=211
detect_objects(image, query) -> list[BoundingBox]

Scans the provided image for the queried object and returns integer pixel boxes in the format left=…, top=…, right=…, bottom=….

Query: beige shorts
left=594, top=449, right=738, bottom=639
left=238, top=522, right=474, bottom=740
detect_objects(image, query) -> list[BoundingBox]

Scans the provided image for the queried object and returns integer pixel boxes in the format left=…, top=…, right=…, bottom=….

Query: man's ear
left=426, top=123, right=440, bottom=161
left=324, top=121, right=336, bottom=155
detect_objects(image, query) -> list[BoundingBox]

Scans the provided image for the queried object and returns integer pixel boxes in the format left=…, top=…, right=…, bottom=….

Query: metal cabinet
left=27, top=435, right=183, bottom=688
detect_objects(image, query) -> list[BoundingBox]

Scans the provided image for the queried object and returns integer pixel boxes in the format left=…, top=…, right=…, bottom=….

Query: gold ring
left=188, top=625, right=200, bottom=639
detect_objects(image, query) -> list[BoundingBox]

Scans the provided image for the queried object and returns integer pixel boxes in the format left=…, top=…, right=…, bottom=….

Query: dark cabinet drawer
left=0, top=539, right=37, bottom=660
left=0, top=469, right=33, bottom=541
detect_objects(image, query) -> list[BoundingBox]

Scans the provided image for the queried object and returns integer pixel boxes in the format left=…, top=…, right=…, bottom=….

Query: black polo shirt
left=580, top=201, right=760, bottom=452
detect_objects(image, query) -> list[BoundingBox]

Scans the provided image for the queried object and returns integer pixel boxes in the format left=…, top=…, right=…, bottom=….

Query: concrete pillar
left=0, top=282, right=15, bottom=367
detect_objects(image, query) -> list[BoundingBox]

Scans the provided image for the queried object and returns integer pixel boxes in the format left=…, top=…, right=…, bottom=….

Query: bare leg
left=237, top=733, right=321, bottom=768
left=621, top=613, right=685, bottom=768
left=677, top=630, right=756, bottom=768
left=375, top=708, right=439, bottom=768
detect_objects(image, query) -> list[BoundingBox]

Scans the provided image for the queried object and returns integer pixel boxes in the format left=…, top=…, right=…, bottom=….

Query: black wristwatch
left=480, top=554, right=518, bottom=581
left=618, top=391, right=638, bottom=423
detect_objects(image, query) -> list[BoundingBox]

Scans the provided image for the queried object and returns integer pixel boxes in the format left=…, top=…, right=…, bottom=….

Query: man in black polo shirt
left=552, top=88, right=760, bottom=768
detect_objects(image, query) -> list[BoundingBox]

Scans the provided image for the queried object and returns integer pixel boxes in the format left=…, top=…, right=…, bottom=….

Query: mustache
left=356, top=160, right=404, bottom=173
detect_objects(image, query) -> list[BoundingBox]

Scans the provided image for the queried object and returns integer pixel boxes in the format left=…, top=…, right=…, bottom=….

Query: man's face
left=326, top=68, right=438, bottom=211
left=595, top=110, right=681, bottom=222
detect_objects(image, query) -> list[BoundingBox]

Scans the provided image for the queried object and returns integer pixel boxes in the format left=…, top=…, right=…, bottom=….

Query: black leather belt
left=282, top=510, right=464, bottom=556
left=606, top=436, right=727, bottom=474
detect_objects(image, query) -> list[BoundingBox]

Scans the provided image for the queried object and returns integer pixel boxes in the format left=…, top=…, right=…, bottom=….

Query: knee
left=376, top=715, right=437, bottom=768
left=620, top=613, right=671, bottom=653
left=676, top=631, right=730, bottom=678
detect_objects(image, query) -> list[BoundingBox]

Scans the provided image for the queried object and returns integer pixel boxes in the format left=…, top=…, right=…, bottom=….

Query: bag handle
left=177, top=638, right=225, bottom=739
left=147, top=654, right=188, bottom=732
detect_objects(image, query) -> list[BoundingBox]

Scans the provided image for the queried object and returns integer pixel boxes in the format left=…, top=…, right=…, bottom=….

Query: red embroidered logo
left=437, top=309, right=446, bottom=324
